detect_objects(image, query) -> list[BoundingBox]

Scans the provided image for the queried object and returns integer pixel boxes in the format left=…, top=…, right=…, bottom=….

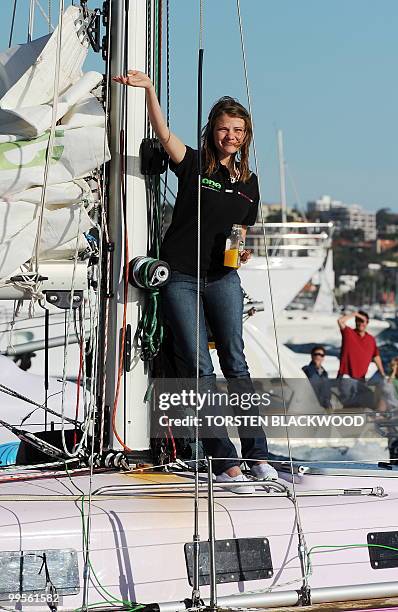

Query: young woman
left=113, top=70, right=277, bottom=493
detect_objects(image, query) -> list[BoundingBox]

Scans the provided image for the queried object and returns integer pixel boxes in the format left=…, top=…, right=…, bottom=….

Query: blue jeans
left=161, top=269, right=269, bottom=475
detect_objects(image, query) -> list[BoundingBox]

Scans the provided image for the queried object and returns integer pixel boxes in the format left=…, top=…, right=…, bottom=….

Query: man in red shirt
left=337, top=310, right=385, bottom=406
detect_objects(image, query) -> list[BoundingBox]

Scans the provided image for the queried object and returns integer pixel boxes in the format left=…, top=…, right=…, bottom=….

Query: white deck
left=0, top=466, right=397, bottom=609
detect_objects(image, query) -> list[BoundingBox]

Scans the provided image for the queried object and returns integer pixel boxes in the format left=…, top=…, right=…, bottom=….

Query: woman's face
left=212, top=113, right=246, bottom=161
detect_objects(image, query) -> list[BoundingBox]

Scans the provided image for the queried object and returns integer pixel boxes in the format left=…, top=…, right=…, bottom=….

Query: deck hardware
left=43, top=290, right=83, bottom=310
left=368, top=531, right=398, bottom=569
left=298, top=583, right=312, bottom=606
left=184, top=537, right=273, bottom=586
left=207, top=457, right=217, bottom=611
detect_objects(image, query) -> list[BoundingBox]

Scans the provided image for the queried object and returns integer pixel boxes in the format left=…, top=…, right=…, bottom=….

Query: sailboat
left=277, top=247, right=389, bottom=351
left=0, top=2, right=397, bottom=612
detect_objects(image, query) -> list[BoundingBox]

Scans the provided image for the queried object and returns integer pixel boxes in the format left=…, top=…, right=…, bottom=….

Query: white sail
left=0, top=71, right=103, bottom=138
left=313, top=248, right=335, bottom=314
left=0, top=200, right=93, bottom=278
left=0, top=6, right=87, bottom=109
left=0, top=126, right=109, bottom=199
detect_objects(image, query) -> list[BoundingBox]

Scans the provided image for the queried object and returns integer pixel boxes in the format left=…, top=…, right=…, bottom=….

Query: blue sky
left=2, top=0, right=397, bottom=213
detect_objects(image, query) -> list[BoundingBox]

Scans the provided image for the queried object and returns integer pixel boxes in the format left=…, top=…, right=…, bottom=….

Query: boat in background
left=277, top=248, right=389, bottom=347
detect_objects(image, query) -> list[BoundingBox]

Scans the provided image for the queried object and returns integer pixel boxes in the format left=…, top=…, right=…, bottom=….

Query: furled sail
left=0, top=6, right=87, bottom=109
left=0, top=6, right=110, bottom=281
left=313, top=248, right=335, bottom=314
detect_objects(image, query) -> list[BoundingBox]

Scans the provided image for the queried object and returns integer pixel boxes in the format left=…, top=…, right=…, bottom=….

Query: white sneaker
left=250, top=463, right=278, bottom=482
left=215, top=472, right=255, bottom=495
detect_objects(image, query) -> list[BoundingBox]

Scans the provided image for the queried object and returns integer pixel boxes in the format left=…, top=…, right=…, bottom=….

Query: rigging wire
left=235, top=0, right=310, bottom=598
left=59, top=200, right=95, bottom=458
left=96, top=0, right=114, bottom=458
left=191, top=0, right=205, bottom=607
left=48, top=0, right=52, bottom=32
left=110, top=127, right=133, bottom=452
left=0, top=381, right=77, bottom=425
left=32, top=0, right=65, bottom=280
left=80, top=379, right=99, bottom=609
left=64, top=50, right=114, bottom=599
left=285, top=165, right=305, bottom=218
left=33, top=0, right=54, bottom=31
left=64, top=465, right=144, bottom=611
left=159, top=0, right=170, bottom=241
left=8, top=0, right=18, bottom=48
left=28, top=0, right=36, bottom=42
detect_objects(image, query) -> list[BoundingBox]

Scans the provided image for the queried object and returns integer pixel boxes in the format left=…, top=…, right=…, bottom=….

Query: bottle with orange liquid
left=224, top=224, right=245, bottom=268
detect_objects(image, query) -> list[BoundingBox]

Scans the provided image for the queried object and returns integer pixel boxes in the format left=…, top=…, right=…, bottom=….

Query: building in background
left=307, top=195, right=376, bottom=240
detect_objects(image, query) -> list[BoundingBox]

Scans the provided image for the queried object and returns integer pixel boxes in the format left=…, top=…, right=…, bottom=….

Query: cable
left=191, top=0, right=205, bottom=606
left=0, top=382, right=79, bottom=427
left=59, top=200, right=96, bottom=458
left=33, top=0, right=54, bottom=30
left=28, top=0, right=36, bottom=42
left=305, top=542, right=398, bottom=577
left=48, top=0, right=52, bottom=32
left=73, top=321, right=84, bottom=446
left=30, top=0, right=65, bottom=311
left=160, top=0, right=170, bottom=241
left=8, top=0, right=18, bottom=48
left=96, top=0, right=114, bottom=459
left=236, top=0, right=310, bottom=600
left=64, top=465, right=144, bottom=611
left=110, top=127, right=133, bottom=453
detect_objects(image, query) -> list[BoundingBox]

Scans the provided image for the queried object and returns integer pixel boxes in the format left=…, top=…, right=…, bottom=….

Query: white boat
left=276, top=249, right=390, bottom=347
left=0, top=3, right=397, bottom=612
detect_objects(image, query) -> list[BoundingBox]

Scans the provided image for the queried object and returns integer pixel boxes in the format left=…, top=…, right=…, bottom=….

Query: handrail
left=257, top=222, right=333, bottom=228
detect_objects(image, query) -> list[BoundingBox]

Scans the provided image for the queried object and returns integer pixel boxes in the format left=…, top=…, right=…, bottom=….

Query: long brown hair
left=202, top=96, right=253, bottom=183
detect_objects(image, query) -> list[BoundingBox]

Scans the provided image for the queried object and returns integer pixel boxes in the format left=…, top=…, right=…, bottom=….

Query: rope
left=133, top=259, right=164, bottom=361
left=75, top=21, right=115, bottom=598
left=236, top=0, right=310, bottom=597
left=59, top=200, right=95, bottom=458
left=80, top=391, right=98, bottom=609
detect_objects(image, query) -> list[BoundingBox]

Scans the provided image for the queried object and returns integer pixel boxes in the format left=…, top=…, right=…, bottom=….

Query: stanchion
left=207, top=457, right=217, bottom=612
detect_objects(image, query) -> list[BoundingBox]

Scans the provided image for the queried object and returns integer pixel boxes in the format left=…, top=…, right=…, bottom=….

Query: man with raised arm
left=337, top=310, right=385, bottom=379
left=337, top=310, right=385, bottom=407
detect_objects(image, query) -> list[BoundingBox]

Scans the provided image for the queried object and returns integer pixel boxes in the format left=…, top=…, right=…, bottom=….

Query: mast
left=277, top=129, right=287, bottom=225
left=105, top=0, right=156, bottom=454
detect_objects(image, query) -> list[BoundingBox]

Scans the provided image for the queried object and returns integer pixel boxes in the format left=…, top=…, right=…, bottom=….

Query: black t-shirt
left=160, top=146, right=259, bottom=276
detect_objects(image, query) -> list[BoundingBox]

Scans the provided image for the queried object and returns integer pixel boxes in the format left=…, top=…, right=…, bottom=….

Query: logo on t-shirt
left=202, top=178, right=221, bottom=191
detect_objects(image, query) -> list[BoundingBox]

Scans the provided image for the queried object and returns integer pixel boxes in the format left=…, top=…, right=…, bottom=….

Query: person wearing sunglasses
left=302, top=346, right=331, bottom=408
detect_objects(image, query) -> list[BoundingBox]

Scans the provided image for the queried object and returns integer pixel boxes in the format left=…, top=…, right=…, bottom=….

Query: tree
left=338, top=228, right=365, bottom=242
left=376, top=207, right=398, bottom=229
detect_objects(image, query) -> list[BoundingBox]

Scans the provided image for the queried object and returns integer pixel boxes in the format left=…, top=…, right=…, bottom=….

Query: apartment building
left=307, top=195, right=376, bottom=240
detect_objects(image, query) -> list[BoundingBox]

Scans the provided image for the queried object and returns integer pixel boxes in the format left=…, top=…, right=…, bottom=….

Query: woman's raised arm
left=112, top=70, right=186, bottom=165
